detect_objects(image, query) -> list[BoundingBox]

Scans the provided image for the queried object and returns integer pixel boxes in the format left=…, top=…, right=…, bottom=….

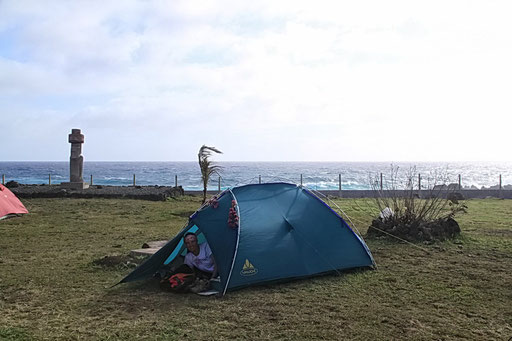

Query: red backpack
left=160, top=273, right=195, bottom=293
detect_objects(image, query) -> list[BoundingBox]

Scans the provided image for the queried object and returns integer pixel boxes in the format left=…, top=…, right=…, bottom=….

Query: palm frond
left=198, top=145, right=223, bottom=203
left=198, top=145, right=223, bottom=160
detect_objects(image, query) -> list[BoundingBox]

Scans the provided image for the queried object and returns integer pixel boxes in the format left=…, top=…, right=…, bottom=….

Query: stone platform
left=130, top=240, right=168, bottom=258
left=9, top=184, right=184, bottom=201
left=60, top=182, right=90, bottom=189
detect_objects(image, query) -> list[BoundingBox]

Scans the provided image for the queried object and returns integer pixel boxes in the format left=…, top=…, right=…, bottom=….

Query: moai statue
left=61, top=129, right=89, bottom=189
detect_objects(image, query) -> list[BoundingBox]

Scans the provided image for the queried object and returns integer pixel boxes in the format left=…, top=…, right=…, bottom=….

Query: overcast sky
left=1, top=0, right=511, bottom=162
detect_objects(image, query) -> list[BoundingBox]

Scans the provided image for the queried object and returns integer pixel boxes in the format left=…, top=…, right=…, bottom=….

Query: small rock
left=5, top=180, right=20, bottom=188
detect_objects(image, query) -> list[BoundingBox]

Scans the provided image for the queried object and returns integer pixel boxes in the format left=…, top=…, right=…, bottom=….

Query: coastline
left=1, top=161, right=510, bottom=191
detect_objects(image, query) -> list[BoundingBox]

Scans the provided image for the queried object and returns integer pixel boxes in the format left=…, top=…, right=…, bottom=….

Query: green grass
left=0, top=197, right=511, bottom=340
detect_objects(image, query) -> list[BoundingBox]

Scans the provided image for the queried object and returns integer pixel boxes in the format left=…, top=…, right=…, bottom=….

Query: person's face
left=184, top=235, right=199, bottom=254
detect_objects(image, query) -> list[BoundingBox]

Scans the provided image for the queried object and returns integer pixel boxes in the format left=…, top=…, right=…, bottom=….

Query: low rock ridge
left=9, top=184, right=184, bottom=201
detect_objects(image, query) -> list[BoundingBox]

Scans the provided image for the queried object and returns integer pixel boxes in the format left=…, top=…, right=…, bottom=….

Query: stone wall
left=185, top=189, right=512, bottom=199
left=11, top=184, right=184, bottom=201
left=9, top=184, right=511, bottom=201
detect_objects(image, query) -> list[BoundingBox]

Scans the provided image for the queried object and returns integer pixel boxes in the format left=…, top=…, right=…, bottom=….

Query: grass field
left=0, top=196, right=511, bottom=340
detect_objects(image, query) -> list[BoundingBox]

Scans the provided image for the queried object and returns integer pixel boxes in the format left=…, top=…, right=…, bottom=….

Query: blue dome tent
left=120, top=183, right=375, bottom=295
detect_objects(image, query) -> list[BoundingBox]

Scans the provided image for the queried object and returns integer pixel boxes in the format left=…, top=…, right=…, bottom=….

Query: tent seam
left=222, top=189, right=241, bottom=296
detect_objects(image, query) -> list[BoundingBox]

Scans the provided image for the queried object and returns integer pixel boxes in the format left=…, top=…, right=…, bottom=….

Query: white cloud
left=0, top=0, right=511, bottom=161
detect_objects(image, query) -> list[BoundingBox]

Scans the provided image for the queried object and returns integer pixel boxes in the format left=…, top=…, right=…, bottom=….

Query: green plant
left=198, top=145, right=222, bottom=203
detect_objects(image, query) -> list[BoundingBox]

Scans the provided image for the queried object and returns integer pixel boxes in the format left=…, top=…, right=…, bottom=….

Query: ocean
left=0, top=161, right=510, bottom=190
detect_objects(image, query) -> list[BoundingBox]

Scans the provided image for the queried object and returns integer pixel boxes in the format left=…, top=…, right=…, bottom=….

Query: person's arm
left=184, top=253, right=193, bottom=269
left=203, top=243, right=217, bottom=278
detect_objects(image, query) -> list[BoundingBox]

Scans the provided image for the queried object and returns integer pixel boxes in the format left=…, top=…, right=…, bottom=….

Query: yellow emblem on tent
left=240, top=259, right=258, bottom=276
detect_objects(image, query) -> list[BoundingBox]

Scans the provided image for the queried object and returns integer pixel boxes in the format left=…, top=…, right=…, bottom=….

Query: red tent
left=0, top=184, right=28, bottom=220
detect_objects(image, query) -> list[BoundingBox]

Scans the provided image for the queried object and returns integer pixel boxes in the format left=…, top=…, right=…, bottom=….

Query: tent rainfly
left=0, top=184, right=28, bottom=220
left=120, top=182, right=375, bottom=295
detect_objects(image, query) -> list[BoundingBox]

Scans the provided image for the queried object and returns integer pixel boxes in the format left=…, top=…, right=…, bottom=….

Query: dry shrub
left=366, top=165, right=467, bottom=242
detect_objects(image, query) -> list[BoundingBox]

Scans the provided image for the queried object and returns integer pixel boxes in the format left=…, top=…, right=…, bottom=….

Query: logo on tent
left=240, top=259, right=258, bottom=276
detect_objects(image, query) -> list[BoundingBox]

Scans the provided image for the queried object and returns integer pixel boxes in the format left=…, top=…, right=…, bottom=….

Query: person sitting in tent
left=184, top=232, right=217, bottom=280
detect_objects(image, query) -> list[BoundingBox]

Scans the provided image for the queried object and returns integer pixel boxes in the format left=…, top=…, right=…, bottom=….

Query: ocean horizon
left=0, top=161, right=510, bottom=191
